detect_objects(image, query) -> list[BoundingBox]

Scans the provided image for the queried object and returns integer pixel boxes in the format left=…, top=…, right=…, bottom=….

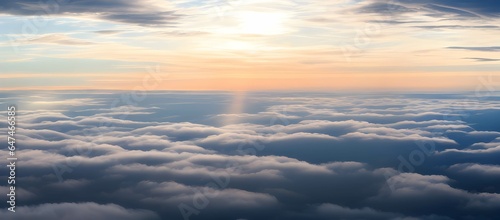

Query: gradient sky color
left=1, top=0, right=499, bottom=91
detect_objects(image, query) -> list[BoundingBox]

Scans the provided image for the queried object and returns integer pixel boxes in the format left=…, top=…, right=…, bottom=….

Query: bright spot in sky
left=237, top=11, right=287, bottom=35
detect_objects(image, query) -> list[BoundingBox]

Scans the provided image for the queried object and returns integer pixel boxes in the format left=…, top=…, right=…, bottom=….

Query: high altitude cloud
left=360, top=0, right=500, bottom=18
left=0, top=0, right=181, bottom=26
left=1, top=92, right=499, bottom=219
left=1, top=0, right=499, bottom=90
left=397, top=0, right=500, bottom=16
left=448, top=46, right=500, bottom=52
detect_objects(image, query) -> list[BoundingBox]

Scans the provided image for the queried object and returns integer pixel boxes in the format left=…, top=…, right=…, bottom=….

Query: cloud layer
left=0, top=0, right=181, bottom=26
left=0, top=91, right=499, bottom=219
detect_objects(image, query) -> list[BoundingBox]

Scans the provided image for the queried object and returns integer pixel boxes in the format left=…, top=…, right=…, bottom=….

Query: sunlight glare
left=237, top=11, right=287, bottom=35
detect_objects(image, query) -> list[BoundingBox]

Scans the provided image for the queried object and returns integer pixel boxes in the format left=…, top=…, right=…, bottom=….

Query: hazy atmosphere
left=1, top=0, right=500, bottom=90
left=1, top=0, right=500, bottom=220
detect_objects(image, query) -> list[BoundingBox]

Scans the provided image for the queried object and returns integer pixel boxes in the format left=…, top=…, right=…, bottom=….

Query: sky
left=1, top=91, right=500, bottom=220
left=1, top=0, right=499, bottom=91
left=1, top=1, right=500, bottom=220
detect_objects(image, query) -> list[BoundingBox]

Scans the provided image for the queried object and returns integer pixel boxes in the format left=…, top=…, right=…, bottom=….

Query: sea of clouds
left=0, top=91, right=499, bottom=220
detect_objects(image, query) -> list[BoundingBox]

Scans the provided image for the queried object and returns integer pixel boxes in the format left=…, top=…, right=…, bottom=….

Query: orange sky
left=1, top=0, right=499, bottom=91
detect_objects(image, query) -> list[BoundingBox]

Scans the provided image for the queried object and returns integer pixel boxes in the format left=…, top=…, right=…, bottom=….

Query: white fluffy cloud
left=2, top=92, right=499, bottom=219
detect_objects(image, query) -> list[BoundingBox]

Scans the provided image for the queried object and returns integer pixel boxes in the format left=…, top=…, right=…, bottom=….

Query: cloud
left=0, top=0, right=182, bottom=26
left=0, top=202, right=160, bottom=220
left=464, top=58, right=500, bottom=62
left=23, top=34, right=95, bottom=46
left=93, top=30, right=125, bottom=35
left=447, top=46, right=500, bottom=52
left=414, top=25, right=499, bottom=29
left=111, top=181, right=279, bottom=210
left=362, top=0, right=500, bottom=18
left=449, top=163, right=500, bottom=176
left=3, top=92, right=500, bottom=219
left=369, top=173, right=500, bottom=217
left=407, top=0, right=500, bottom=16
left=100, top=12, right=179, bottom=27
left=357, top=2, right=415, bottom=15
left=314, top=203, right=402, bottom=220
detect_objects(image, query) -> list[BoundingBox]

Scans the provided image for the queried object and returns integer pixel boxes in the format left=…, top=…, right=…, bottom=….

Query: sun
left=236, top=11, right=287, bottom=35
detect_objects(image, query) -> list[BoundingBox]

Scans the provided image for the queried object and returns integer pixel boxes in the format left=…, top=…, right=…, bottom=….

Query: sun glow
left=237, top=11, right=287, bottom=35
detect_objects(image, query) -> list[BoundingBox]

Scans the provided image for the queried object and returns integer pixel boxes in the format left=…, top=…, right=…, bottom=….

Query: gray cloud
left=0, top=0, right=182, bottom=26
left=464, top=57, right=500, bottom=62
left=359, top=0, right=500, bottom=18
left=447, top=46, right=500, bottom=52
left=0, top=202, right=160, bottom=220
left=357, top=2, right=415, bottom=14
left=93, top=30, right=125, bottom=35
left=414, top=25, right=499, bottom=29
